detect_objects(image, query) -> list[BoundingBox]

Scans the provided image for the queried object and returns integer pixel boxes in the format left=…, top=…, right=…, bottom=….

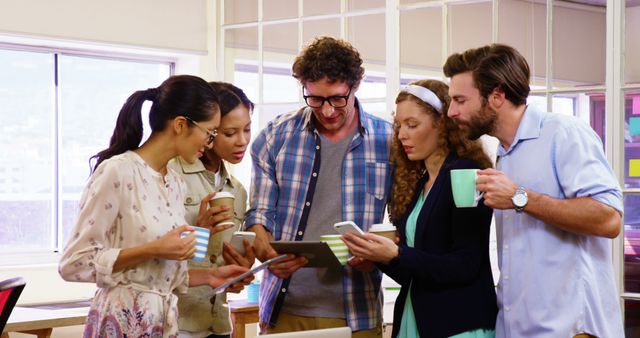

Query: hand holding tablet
left=213, top=254, right=288, bottom=294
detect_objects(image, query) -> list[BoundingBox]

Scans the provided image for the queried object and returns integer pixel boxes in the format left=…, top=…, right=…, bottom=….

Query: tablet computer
left=270, top=241, right=341, bottom=269
left=213, top=254, right=288, bottom=294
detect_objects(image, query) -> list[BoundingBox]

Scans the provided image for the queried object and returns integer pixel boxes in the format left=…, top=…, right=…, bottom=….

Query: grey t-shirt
left=281, top=129, right=356, bottom=318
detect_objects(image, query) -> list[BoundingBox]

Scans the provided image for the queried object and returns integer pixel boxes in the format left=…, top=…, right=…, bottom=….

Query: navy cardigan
left=379, top=154, right=497, bottom=338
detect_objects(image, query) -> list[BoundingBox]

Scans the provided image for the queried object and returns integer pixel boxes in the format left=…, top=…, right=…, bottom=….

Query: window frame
left=0, top=43, right=174, bottom=266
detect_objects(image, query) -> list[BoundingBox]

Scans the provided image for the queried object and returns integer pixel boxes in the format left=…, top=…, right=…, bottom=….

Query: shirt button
left=504, top=275, right=509, bottom=280
left=186, top=197, right=193, bottom=203
left=281, top=288, right=287, bottom=293
left=305, top=202, right=310, bottom=207
left=298, top=231, right=303, bottom=236
left=504, top=245, right=509, bottom=250
left=505, top=306, right=511, bottom=312
left=312, top=172, right=317, bottom=177
left=316, top=145, right=320, bottom=150
left=166, top=202, right=170, bottom=207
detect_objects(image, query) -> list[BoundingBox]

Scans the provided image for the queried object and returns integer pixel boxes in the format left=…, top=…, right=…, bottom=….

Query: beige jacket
left=168, top=156, right=248, bottom=335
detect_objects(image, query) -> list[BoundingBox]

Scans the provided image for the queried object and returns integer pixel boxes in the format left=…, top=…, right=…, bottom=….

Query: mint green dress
left=397, top=188, right=495, bottom=338
left=397, top=189, right=427, bottom=338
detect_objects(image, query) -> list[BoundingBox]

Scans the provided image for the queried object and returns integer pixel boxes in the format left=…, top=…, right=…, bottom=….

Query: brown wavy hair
left=443, top=43, right=530, bottom=106
left=388, top=79, right=493, bottom=224
left=292, top=36, right=364, bottom=87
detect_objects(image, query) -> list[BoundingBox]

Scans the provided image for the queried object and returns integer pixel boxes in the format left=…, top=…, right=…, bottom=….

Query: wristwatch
left=511, top=186, right=528, bottom=212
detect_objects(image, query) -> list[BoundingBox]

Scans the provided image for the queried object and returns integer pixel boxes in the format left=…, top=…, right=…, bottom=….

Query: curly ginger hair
left=388, top=79, right=493, bottom=224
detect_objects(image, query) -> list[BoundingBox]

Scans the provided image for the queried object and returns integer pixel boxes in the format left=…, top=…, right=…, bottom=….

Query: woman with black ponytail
left=59, top=75, right=249, bottom=338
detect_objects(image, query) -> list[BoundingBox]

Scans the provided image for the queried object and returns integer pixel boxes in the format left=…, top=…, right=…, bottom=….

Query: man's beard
left=465, top=101, right=498, bottom=140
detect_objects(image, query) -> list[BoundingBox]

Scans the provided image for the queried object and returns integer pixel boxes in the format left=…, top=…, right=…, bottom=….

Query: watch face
left=513, top=193, right=527, bottom=207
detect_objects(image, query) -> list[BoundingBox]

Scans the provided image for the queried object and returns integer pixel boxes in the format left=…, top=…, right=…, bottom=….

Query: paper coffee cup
left=368, top=223, right=397, bottom=241
left=180, top=226, right=210, bottom=261
left=209, top=191, right=235, bottom=223
left=320, top=234, right=349, bottom=266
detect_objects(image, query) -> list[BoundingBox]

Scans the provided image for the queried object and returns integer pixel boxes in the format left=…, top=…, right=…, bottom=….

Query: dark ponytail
left=91, top=75, right=218, bottom=172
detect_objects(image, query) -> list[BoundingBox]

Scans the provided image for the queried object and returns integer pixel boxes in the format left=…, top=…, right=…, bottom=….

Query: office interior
left=0, top=0, right=639, bottom=337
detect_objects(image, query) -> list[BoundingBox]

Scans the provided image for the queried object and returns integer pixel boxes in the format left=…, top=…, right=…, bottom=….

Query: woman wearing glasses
left=169, top=82, right=256, bottom=338
left=59, top=75, right=249, bottom=338
left=342, top=80, right=497, bottom=338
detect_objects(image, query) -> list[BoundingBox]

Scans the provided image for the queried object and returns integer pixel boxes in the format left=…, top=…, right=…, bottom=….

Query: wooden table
left=228, top=299, right=259, bottom=338
left=1, top=306, right=89, bottom=338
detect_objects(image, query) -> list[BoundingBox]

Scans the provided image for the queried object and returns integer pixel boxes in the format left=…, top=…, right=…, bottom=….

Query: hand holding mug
left=476, top=168, right=519, bottom=210
left=150, top=225, right=197, bottom=260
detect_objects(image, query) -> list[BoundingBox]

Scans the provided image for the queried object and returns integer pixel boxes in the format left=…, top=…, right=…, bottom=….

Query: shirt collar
left=175, top=156, right=235, bottom=188
left=500, top=104, right=543, bottom=155
left=300, top=97, right=368, bottom=136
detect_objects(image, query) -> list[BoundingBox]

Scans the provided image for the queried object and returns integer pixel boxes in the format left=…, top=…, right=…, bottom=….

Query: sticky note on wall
left=631, top=159, right=640, bottom=177
left=631, top=117, right=640, bottom=136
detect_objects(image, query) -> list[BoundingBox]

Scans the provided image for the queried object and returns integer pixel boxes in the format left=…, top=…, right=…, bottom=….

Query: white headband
left=400, top=85, right=443, bottom=114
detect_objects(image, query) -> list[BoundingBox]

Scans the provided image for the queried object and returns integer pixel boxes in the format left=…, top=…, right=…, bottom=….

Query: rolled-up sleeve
left=58, top=160, right=124, bottom=287
left=554, top=122, right=623, bottom=214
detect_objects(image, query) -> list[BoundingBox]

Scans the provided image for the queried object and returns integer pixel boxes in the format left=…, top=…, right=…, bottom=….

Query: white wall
left=0, top=0, right=209, bottom=53
left=0, top=0, right=218, bottom=305
left=627, top=6, right=640, bottom=84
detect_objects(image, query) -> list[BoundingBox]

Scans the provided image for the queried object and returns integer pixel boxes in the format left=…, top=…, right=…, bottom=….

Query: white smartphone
left=333, top=221, right=365, bottom=236
left=229, top=231, right=256, bottom=255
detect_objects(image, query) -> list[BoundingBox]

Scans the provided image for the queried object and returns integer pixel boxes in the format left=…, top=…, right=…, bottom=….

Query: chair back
left=0, top=277, right=26, bottom=334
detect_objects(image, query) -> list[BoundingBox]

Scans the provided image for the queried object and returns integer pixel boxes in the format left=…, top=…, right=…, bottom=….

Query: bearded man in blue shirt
left=444, top=44, right=624, bottom=338
left=244, top=36, right=393, bottom=337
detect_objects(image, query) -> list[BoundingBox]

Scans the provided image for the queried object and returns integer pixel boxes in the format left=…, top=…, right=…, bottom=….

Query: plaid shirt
left=245, top=101, right=393, bottom=331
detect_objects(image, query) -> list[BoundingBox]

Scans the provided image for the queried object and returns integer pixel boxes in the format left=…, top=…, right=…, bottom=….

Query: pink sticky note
left=634, top=96, right=640, bottom=115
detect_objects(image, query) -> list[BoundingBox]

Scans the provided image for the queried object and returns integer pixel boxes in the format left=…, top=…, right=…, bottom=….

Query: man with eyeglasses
left=244, top=37, right=393, bottom=337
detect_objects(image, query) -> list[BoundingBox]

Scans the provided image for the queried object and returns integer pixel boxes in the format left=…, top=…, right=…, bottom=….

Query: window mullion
left=53, top=53, right=61, bottom=252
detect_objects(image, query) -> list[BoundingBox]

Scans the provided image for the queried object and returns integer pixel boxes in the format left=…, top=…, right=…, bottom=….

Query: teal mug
left=450, top=169, right=484, bottom=208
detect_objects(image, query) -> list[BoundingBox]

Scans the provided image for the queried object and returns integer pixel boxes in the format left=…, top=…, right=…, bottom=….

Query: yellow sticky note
left=631, top=160, right=640, bottom=177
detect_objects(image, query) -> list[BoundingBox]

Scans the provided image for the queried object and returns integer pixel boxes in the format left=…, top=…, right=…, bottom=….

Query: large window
left=0, top=47, right=171, bottom=262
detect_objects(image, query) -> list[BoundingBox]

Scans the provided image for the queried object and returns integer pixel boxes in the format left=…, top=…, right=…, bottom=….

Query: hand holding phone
left=229, top=231, right=256, bottom=255
left=333, top=221, right=364, bottom=236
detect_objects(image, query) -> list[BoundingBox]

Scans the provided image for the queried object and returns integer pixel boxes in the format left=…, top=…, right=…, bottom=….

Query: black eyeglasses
left=184, top=116, right=218, bottom=144
left=303, top=86, right=352, bottom=108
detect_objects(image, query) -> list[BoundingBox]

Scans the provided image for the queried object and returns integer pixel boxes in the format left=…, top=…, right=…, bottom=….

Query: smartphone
left=333, top=221, right=364, bottom=236
left=229, top=231, right=256, bottom=255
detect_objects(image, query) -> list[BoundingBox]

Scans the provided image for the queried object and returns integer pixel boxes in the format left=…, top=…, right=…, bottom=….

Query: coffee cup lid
left=211, top=191, right=235, bottom=200
left=369, top=223, right=396, bottom=232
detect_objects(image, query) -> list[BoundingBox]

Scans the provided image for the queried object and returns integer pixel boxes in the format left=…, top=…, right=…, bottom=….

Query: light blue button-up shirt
left=494, top=105, right=624, bottom=337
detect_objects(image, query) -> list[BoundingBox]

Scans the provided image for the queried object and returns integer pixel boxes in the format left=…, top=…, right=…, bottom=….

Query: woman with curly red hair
left=343, top=80, right=498, bottom=338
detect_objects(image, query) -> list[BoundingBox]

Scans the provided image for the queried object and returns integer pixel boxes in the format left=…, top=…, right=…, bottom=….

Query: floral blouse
left=59, top=151, right=190, bottom=338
